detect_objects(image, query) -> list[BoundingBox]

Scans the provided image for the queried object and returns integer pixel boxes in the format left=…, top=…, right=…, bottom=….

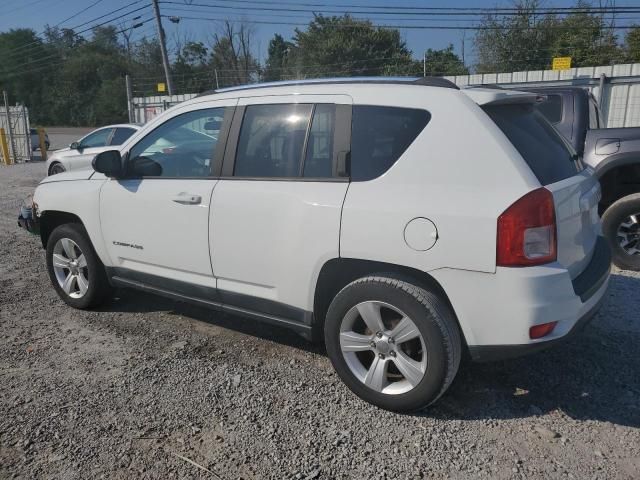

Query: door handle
left=172, top=192, right=202, bottom=205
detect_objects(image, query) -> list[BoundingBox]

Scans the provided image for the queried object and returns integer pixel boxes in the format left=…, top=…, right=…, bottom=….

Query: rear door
left=485, top=103, right=601, bottom=278
left=209, top=94, right=352, bottom=315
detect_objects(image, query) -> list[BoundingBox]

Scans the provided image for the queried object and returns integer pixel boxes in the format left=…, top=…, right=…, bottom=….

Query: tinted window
left=128, top=108, right=224, bottom=177
left=303, top=104, right=336, bottom=178
left=535, top=94, right=563, bottom=124
left=235, top=104, right=312, bottom=178
left=485, top=104, right=579, bottom=185
left=81, top=128, right=113, bottom=148
left=110, top=127, right=137, bottom=145
left=351, top=106, right=430, bottom=181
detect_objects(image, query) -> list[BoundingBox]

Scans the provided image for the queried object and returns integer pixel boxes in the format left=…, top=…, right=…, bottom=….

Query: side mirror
left=129, top=156, right=162, bottom=177
left=204, top=120, right=222, bottom=131
left=92, top=150, right=123, bottom=177
left=70, top=141, right=80, bottom=150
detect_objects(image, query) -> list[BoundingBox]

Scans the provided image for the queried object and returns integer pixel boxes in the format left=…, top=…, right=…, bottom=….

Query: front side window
left=127, top=108, right=224, bottom=177
left=81, top=128, right=113, bottom=148
left=110, top=127, right=137, bottom=146
left=234, top=104, right=313, bottom=178
left=350, top=106, right=431, bottom=182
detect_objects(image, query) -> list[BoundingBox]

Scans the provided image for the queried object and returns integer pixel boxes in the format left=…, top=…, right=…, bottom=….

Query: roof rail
left=197, top=76, right=459, bottom=97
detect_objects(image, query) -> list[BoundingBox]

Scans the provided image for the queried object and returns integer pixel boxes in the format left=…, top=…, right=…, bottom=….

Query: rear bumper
left=430, top=237, right=611, bottom=361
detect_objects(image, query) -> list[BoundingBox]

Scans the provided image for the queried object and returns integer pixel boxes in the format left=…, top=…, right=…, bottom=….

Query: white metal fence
left=131, top=63, right=640, bottom=130
left=0, top=105, right=31, bottom=164
left=131, top=94, right=197, bottom=124
left=444, top=63, right=640, bottom=128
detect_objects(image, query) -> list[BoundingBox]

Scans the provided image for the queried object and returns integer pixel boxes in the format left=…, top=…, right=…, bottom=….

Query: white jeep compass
left=21, top=77, right=610, bottom=412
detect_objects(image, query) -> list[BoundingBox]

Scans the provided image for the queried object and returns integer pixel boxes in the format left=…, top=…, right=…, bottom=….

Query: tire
left=45, top=223, right=113, bottom=309
left=49, top=162, right=65, bottom=175
left=324, top=276, right=461, bottom=412
left=602, top=193, right=640, bottom=271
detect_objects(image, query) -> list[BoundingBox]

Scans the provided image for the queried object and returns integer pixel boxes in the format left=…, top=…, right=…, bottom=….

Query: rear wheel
left=324, top=276, right=461, bottom=412
left=49, top=162, right=65, bottom=175
left=45, top=223, right=113, bottom=309
left=602, top=193, right=640, bottom=271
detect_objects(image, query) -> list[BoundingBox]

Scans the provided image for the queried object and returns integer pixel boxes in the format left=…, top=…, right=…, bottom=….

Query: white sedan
left=46, top=124, right=141, bottom=175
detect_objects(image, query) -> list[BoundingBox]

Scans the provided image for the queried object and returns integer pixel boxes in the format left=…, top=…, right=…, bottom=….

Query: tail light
left=497, top=188, right=557, bottom=267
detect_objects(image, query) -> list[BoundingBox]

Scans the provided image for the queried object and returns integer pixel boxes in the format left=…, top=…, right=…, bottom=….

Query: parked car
left=30, top=128, right=50, bottom=151
left=46, top=124, right=141, bottom=175
left=524, top=86, right=640, bottom=271
left=19, top=78, right=610, bottom=412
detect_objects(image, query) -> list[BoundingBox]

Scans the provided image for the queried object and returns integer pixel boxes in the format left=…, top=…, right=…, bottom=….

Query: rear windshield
left=484, top=103, right=580, bottom=185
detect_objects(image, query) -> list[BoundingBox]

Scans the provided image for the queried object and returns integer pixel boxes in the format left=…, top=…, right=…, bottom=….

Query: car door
left=210, top=94, right=352, bottom=321
left=100, top=101, right=235, bottom=292
left=67, top=127, right=114, bottom=171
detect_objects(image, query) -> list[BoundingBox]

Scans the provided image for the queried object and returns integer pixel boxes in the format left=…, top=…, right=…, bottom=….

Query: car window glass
left=234, top=104, right=313, bottom=178
left=128, top=108, right=224, bottom=177
left=350, top=106, right=431, bottom=182
left=484, top=104, right=579, bottom=185
left=81, top=128, right=113, bottom=148
left=303, top=104, right=336, bottom=178
left=110, top=127, right=137, bottom=146
left=535, top=94, right=563, bottom=124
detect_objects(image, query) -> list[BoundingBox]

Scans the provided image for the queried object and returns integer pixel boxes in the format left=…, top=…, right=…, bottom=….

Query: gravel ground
left=1, top=162, right=639, bottom=479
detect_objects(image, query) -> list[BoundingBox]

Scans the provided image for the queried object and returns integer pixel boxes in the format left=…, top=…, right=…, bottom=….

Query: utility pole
left=125, top=74, right=135, bottom=123
left=423, top=51, right=426, bottom=77
left=151, top=0, right=174, bottom=96
left=214, top=68, right=219, bottom=89
left=2, top=91, right=17, bottom=164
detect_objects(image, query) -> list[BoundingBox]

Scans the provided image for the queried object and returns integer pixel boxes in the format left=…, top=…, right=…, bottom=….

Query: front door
left=210, top=94, right=352, bottom=317
left=100, top=103, right=233, bottom=290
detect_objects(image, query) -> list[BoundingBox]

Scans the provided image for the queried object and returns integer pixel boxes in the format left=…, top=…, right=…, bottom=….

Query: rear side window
left=110, top=127, right=137, bottom=145
left=351, top=106, right=430, bottom=181
left=484, top=104, right=579, bottom=185
left=535, top=94, right=563, bottom=124
left=234, top=104, right=312, bottom=177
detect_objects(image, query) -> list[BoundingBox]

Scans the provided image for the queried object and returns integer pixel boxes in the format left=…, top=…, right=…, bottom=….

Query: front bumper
left=430, top=237, right=611, bottom=362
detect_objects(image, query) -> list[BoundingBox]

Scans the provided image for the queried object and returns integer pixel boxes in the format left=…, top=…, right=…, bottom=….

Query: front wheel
left=324, top=276, right=461, bottom=412
left=602, top=193, right=640, bottom=271
left=45, top=223, right=113, bottom=309
left=49, top=162, right=65, bottom=175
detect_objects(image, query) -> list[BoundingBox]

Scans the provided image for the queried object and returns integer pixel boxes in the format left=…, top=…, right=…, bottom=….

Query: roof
left=199, top=76, right=458, bottom=97
left=461, top=87, right=543, bottom=106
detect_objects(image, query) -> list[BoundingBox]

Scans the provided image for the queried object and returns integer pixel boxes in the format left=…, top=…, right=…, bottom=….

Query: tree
left=423, top=45, right=468, bottom=76
left=209, top=21, right=260, bottom=88
left=284, top=14, right=416, bottom=78
left=263, top=34, right=293, bottom=81
left=624, top=25, right=640, bottom=62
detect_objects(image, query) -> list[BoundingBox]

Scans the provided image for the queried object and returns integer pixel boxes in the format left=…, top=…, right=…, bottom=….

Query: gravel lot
left=1, top=161, right=639, bottom=479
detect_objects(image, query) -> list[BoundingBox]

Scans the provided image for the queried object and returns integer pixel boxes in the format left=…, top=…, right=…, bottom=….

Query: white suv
left=22, top=77, right=611, bottom=411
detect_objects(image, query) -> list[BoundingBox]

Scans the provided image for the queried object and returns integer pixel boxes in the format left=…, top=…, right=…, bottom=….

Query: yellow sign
left=157, top=82, right=166, bottom=93
left=552, top=57, right=572, bottom=70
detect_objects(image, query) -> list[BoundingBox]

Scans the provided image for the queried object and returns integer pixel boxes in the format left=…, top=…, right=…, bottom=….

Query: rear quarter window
left=484, top=104, right=580, bottom=185
left=351, top=106, right=430, bottom=181
left=535, top=94, right=563, bottom=124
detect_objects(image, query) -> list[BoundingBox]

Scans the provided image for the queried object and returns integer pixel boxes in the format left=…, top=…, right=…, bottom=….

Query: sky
left=0, top=0, right=630, bottom=68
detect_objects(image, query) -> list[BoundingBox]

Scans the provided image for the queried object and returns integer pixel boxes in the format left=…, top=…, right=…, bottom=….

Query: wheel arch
left=39, top=210, right=84, bottom=249
left=312, top=257, right=468, bottom=348
left=598, top=157, right=640, bottom=211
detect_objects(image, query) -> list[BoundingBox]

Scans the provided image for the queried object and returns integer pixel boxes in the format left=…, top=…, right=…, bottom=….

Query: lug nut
left=388, top=337, right=395, bottom=344
left=390, top=351, right=396, bottom=357
left=369, top=341, right=376, bottom=348
left=378, top=353, right=385, bottom=359
left=376, top=332, right=383, bottom=338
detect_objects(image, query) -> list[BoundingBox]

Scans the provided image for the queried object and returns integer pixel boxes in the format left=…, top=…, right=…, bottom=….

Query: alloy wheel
left=339, top=300, right=427, bottom=395
left=617, top=213, right=640, bottom=256
left=52, top=238, right=89, bottom=299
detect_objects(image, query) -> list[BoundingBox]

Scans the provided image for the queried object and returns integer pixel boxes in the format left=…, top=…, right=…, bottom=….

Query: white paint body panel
left=31, top=80, right=609, bottom=349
